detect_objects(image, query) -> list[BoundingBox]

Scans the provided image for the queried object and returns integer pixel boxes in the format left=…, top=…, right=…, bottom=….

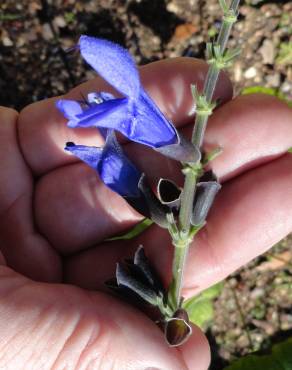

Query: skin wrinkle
left=0, top=297, right=40, bottom=367
left=0, top=110, right=31, bottom=214
left=0, top=109, right=61, bottom=282
left=75, top=324, right=103, bottom=370
left=0, top=195, right=62, bottom=281
left=32, top=301, right=83, bottom=369
left=50, top=311, right=83, bottom=370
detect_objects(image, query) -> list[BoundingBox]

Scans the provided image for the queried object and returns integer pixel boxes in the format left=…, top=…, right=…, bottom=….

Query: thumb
left=0, top=264, right=210, bottom=369
left=177, top=324, right=211, bottom=370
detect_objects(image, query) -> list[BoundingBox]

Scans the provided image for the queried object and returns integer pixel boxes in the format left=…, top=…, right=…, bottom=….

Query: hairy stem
left=168, top=240, right=190, bottom=310
left=168, top=0, right=240, bottom=310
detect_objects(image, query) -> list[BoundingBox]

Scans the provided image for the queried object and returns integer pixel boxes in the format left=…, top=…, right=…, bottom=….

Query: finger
left=34, top=163, right=142, bottom=252
left=205, top=93, right=292, bottom=181
left=35, top=95, right=292, bottom=254
left=178, top=324, right=211, bottom=370
left=0, top=266, right=209, bottom=370
left=18, top=57, right=232, bottom=175
left=0, top=107, right=61, bottom=282
left=64, top=154, right=292, bottom=296
left=126, top=94, right=292, bottom=183
left=0, top=252, right=6, bottom=265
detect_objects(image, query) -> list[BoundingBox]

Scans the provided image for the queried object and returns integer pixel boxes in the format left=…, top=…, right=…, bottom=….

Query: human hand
left=0, top=57, right=291, bottom=369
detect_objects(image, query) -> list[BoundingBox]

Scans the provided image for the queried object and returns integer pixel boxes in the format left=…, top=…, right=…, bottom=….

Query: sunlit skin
left=0, top=57, right=292, bottom=369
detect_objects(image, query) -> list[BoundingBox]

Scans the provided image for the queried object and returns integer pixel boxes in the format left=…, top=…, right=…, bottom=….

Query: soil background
left=1, top=1, right=292, bottom=369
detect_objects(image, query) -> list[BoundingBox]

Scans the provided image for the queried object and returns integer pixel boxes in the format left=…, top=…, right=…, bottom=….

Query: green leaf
left=182, top=282, right=223, bottom=328
left=241, top=86, right=292, bottom=108
left=64, top=12, right=76, bottom=24
left=224, top=337, right=292, bottom=370
left=106, top=218, right=153, bottom=241
left=200, top=281, right=224, bottom=299
left=0, top=12, right=22, bottom=21
left=276, top=42, right=292, bottom=66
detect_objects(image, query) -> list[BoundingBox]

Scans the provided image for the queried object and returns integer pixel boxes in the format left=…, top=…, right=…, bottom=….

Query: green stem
left=169, top=240, right=190, bottom=310
left=218, top=0, right=240, bottom=53
left=168, top=0, right=240, bottom=311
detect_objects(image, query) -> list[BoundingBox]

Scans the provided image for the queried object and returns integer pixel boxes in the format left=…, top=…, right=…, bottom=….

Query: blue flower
left=57, top=35, right=178, bottom=149
left=65, top=131, right=141, bottom=198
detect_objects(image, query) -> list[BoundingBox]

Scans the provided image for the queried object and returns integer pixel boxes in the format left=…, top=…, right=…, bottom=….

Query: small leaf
left=202, top=147, right=223, bottom=164
left=276, top=42, right=292, bottom=66
left=218, top=0, right=228, bottom=12
left=183, top=283, right=223, bottom=328
left=200, top=281, right=224, bottom=299
left=184, top=297, right=214, bottom=328
left=106, top=218, right=152, bottom=241
left=241, top=86, right=292, bottom=108
left=224, top=337, right=292, bottom=370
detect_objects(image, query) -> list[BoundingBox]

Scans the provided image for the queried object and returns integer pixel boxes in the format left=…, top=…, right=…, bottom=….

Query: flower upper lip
left=57, top=35, right=179, bottom=149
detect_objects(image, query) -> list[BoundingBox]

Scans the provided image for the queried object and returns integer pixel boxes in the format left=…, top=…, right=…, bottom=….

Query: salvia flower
left=107, top=246, right=167, bottom=309
left=191, top=171, right=221, bottom=226
left=57, top=35, right=176, bottom=148
left=57, top=35, right=200, bottom=163
left=65, top=131, right=169, bottom=226
left=65, top=131, right=141, bottom=198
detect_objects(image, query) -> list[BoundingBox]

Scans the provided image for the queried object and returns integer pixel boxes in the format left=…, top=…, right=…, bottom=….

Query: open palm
left=0, top=57, right=291, bottom=369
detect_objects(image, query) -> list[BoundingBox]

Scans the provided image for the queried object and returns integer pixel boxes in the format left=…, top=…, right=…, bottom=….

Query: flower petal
left=79, top=35, right=140, bottom=99
left=56, top=100, right=83, bottom=127
left=99, top=132, right=141, bottom=197
left=132, top=89, right=178, bottom=147
left=66, top=98, right=129, bottom=129
left=64, top=142, right=103, bottom=169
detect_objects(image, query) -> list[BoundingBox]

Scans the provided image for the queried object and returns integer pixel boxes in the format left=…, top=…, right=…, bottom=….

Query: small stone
left=167, top=2, right=180, bottom=14
left=244, top=67, right=257, bottom=79
left=234, top=61, right=243, bottom=82
left=27, top=29, right=38, bottom=42
left=281, top=81, right=292, bottom=94
left=266, top=73, right=281, bottom=87
left=53, top=15, right=66, bottom=29
left=173, top=24, right=197, bottom=40
left=16, top=36, right=26, bottom=47
left=2, top=36, right=13, bottom=47
left=42, top=23, right=54, bottom=41
left=250, top=288, right=265, bottom=299
left=259, top=39, right=275, bottom=64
